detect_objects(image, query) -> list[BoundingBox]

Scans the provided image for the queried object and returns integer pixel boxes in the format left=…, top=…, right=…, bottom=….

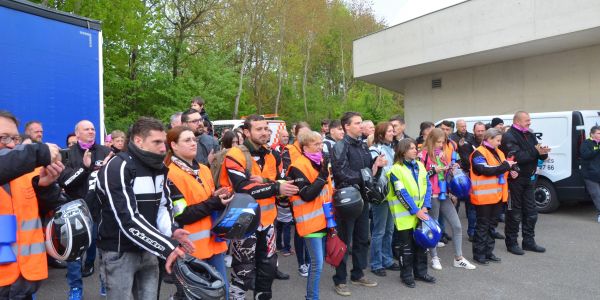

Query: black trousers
left=473, top=201, right=502, bottom=259
left=396, top=228, right=428, bottom=281
left=333, top=202, right=370, bottom=285
left=505, top=178, right=538, bottom=247
left=0, top=276, right=40, bottom=300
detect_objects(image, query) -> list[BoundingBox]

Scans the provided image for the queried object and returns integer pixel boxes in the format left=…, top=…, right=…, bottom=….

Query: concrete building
left=353, top=0, right=600, bottom=135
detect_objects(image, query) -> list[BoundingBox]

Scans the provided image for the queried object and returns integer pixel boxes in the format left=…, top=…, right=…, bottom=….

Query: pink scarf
left=512, top=124, right=529, bottom=133
left=78, top=140, right=95, bottom=150
left=304, top=151, right=323, bottom=165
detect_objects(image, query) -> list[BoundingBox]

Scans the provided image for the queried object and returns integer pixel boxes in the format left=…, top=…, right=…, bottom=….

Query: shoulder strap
left=236, top=145, right=253, bottom=177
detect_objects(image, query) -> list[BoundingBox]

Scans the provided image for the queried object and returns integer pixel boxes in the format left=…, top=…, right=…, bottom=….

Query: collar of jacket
left=127, top=143, right=167, bottom=170
left=343, top=134, right=362, bottom=145
left=244, top=139, right=270, bottom=156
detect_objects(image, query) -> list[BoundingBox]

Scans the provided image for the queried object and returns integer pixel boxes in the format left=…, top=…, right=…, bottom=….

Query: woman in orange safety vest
left=287, top=131, right=333, bottom=300
left=165, top=126, right=233, bottom=298
left=469, top=128, right=517, bottom=265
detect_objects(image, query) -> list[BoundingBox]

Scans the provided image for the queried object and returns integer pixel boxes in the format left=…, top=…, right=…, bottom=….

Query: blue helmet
left=447, top=168, right=472, bottom=199
left=413, top=218, right=441, bottom=249
left=211, top=193, right=260, bottom=240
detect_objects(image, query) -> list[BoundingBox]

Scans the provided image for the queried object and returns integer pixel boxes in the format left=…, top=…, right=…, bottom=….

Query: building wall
left=404, top=44, right=600, bottom=136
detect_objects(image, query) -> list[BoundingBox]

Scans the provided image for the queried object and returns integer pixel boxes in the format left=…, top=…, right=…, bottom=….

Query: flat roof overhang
left=353, top=0, right=600, bottom=93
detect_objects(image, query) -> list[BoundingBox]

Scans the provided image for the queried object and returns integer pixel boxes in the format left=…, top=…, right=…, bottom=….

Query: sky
left=369, top=0, right=467, bottom=27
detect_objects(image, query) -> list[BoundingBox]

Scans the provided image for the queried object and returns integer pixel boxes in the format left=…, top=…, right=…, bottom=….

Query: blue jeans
left=369, top=202, right=394, bottom=270
left=275, top=220, right=292, bottom=252
left=67, top=222, right=98, bottom=289
left=295, top=227, right=310, bottom=266
left=206, top=252, right=229, bottom=299
left=304, top=237, right=324, bottom=300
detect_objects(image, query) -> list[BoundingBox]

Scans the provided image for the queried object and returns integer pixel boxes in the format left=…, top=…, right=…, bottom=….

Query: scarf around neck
left=171, top=155, right=198, bottom=177
left=128, top=143, right=166, bottom=170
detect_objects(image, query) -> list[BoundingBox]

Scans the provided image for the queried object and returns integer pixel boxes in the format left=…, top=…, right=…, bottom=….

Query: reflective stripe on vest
left=188, top=230, right=211, bottom=242
left=469, top=146, right=509, bottom=205
left=296, top=208, right=325, bottom=223
left=20, top=242, right=46, bottom=256
left=261, top=203, right=276, bottom=212
left=471, top=178, right=499, bottom=186
left=386, top=162, right=428, bottom=231
left=472, top=187, right=503, bottom=195
left=167, top=163, right=228, bottom=259
left=21, top=218, right=42, bottom=231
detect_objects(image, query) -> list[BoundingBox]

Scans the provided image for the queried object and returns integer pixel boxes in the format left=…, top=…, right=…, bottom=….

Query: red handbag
left=325, top=229, right=347, bottom=267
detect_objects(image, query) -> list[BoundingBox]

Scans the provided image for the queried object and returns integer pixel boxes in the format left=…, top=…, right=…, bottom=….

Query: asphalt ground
left=38, top=201, right=600, bottom=300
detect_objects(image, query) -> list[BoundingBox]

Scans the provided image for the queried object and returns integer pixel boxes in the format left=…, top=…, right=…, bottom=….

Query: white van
left=212, top=119, right=287, bottom=146
left=436, top=110, right=600, bottom=213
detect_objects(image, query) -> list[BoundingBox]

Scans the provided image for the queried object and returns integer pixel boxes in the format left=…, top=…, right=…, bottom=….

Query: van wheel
left=535, top=178, right=559, bottom=213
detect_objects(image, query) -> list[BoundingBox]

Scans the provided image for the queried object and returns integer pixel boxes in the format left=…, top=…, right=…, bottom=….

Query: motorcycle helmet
left=413, top=218, right=442, bottom=249
left=211, top=193, right=260, bottom=240
left=45, top=199, right=92, bottom=262
left=447, top=168, right=472, bottom=199
left=360, top=168, right=386, bottom=205
left=173, top=254, right=226, bottom=300
left=333, top=186, right=364, bottom=220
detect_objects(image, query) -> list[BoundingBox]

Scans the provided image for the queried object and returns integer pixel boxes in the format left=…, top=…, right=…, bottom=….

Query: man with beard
left=181, top=109, right=216, bottom=166
left=219, top=114, right=299, bottom=300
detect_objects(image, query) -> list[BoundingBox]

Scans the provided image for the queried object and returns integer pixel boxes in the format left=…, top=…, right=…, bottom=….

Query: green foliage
left=34, top=0, right=402, bottom=132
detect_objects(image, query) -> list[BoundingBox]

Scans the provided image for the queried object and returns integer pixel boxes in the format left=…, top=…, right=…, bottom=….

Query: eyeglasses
left=187, top=119, right=202, bottom=124
left=0, top=135, right=22, bottom=144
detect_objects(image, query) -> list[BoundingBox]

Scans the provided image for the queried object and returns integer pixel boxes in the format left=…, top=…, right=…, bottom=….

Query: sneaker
left=436, top=241, right=446, bottom=248
left=224, top=255, right=232, bottom=268
left=298, top=264, right=309, bottom=277
left=281, top=251, right=292, bottom=257
left=431, top=256, right=442, bottom=270
left=350, top=277, right=378, bottom=287
left=453, top=257, right=476, bottom=270
left=68, top=288, right=83, bottom=300
left=334, top=284, right=351, bottom=296
left=100, top=280, right=106, bottom=297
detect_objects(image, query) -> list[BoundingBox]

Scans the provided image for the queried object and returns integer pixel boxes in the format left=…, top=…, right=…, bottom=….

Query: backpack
left=211, top=145, right=253, bottom=189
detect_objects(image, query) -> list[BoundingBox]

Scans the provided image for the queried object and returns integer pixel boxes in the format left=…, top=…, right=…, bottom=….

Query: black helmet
left=333, top=186, right=364, bottom=220
left=360, top=168, right=386, bottom=205
left=173, top=254, right=226, bottom=300
left=44, top=199, right=92, bottom=262
left=211, top=193, right=260, bottom=240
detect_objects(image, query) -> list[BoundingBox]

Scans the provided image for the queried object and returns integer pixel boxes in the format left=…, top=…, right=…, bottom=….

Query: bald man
left=58, top=120, right=112, bottom=296
left=500, top=111, right=550, bottom=255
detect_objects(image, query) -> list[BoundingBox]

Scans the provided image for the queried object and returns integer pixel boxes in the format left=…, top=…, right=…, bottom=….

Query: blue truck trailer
left=0, top=0, right=103, bottom=146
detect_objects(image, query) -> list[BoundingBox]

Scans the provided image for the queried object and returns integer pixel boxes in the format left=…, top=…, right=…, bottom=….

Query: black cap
left=491, top=118, right=504, bottom=128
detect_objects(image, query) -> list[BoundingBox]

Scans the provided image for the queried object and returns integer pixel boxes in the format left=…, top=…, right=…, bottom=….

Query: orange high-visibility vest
left=284, top=142, right=302, bottom=163
left=168, top=163, right=227, bottom=259
left=0, top=169, right=47, bottom=286
left=443, top=140, right=458, bottom=165
left=219, top=146, right=278, bottom=227
left=288, top=155, right=332, bottom=237
left=469, top=146, right=509, bottom=205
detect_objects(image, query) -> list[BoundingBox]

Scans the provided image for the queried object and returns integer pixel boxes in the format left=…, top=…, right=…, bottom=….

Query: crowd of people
left=2, top=97, right=600, bottom=300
